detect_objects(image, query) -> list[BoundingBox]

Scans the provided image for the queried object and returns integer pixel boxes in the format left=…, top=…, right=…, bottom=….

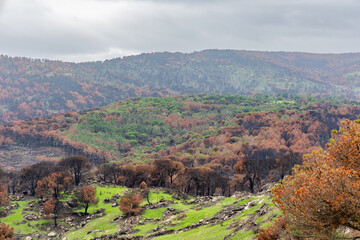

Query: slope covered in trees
left=1, top=94, right=360, bottom=188
left=2, top=50, right=360, bottom=123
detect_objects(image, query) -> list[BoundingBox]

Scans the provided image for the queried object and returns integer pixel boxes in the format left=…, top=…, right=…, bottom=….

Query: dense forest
left=2, top=50, right=360, bottom=124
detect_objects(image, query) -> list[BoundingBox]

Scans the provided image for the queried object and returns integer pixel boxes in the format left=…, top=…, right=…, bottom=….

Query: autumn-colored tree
left=36, top=172, right=72, bottom=199
left=20, top=161, right=53, bottom=196
left=139, top=181, right=150, bottom=204
left=152, top=159, right=172, bottom=187
left=0, top=223, right=14, bottom=240
left=133, top=165, right=152, bottom=187
left=59, top=156, right=91, bottom=186
left=119, top=191, right=143, bottom=216
left=273, top=119, right=360, bottom=239
left=43, top=198, right=60, bottom=228
left=167, top=161, right=184, bottom=185
left=0, top=185, right=9, bottom=207
left=152, top=159, right=183, bottom=187
left=75, top=186, right=98, bottom=214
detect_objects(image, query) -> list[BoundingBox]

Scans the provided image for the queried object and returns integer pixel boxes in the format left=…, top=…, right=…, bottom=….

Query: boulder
left=116, top=223, right=132, bottom=235
left=24, top=213, right=39, bottom=220
left=175, top=213, right=187, bottom=220
left=47, top=232, right=57, bottom=237
left=66, top=198, right=78, bottom=208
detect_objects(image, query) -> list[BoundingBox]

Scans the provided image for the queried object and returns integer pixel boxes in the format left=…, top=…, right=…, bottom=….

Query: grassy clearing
left=66, top=186, right=126, bottom=240
left=0, top=200, right=50, bottom=235
left=141, top=207, right=167, bottom=219
left=133, top=222, right=159, bottom=236
left=66, top=187, right=177, bottom=239
left=3, top=186, right=279, bottom=240
left=154, top=223, right=233, bottom=240
left=167, top=198, right=237, bottom=230
left=230, top=230, right=255, bottom=240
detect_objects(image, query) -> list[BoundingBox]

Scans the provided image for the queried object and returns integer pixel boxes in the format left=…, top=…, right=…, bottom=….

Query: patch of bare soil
left=0, top=145, right=64, bottom=170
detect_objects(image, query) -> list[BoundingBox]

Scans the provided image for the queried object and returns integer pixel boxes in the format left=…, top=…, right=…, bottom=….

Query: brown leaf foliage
left=76, top=186, right=98, bottom=214
left=0, top=223, right=14, bottom=240
left=119, top=192, right=143, bottom=216
left=273, top=119, right=360, bottom=238
left=0, top=185, right=8, bottom=207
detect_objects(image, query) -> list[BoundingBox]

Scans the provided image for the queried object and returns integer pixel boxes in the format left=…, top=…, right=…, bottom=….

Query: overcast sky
left=0, top=0, right=359, bottom=62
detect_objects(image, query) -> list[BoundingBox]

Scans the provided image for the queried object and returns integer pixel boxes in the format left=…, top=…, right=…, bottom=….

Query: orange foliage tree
left=75, top=186, right=98, bottom=214
left=36, top=172, right=72, bottom=199
left=43, top=198, right=60, bottom=228
left=139, top=181, right=150, bottom=204
left=119, top=191, right=143, bottom=216
left=273, top=119, right=360, bottom=239
left=0, top=223, right=14, bottom=240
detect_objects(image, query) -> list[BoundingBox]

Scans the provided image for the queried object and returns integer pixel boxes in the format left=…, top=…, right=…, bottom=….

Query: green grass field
left=2, top=186, right=278, bottom=240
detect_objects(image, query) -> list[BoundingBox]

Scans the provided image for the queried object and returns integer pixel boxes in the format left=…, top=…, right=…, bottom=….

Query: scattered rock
left=175, top=213, right=187, bottom=220
left=65, top=217, right=73, bottom=224
left=47, top=232, right=57, bottom=237
left=66, top=198, right=78, bottom=208
left=116, top=223, right=132, bottom=235
left=25, top=236, right=32, bottom=240
left=24, top=213, right=39, bottom=221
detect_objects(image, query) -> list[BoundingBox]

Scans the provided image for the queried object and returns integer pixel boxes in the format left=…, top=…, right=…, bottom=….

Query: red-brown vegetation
left=0, top=223, right=14, bottom=240
left=272, top=119, right=360, bottom=238
left=76, top=186, right=98, bottom=215
left=119, top=192, right=143, bottom=216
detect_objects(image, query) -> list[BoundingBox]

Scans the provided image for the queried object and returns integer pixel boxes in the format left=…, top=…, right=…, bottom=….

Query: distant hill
left=2, top=50, right=360, bottom=123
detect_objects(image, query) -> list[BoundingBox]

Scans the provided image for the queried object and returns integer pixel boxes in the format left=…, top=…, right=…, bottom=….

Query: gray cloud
left=0, top=0, right=359, bottom=62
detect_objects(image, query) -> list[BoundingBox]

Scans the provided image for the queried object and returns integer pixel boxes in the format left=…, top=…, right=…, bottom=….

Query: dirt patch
left=0, top=145, right=64, bottom=170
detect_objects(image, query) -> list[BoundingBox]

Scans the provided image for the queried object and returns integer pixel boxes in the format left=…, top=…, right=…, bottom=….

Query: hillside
left=1, top=94, right=360, bottom=239
left=2, top=50, right=360, bottom=123
left=1, top=185, right=278, bottom=240
left=1, top=94, right=360, bottom=181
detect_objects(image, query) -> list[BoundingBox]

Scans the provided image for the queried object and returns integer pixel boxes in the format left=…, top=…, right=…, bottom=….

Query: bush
left=0, top=223, right=14, bottom=240
left=119, top=191, right=143, bottom=216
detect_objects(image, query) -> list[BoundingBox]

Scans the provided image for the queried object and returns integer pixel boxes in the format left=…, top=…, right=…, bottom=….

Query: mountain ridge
left=2, top=49, right=360, bottom=124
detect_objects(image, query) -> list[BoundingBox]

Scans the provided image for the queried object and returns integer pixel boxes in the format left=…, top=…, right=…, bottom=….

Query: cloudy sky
left=0, top=0, right=359, bottom=62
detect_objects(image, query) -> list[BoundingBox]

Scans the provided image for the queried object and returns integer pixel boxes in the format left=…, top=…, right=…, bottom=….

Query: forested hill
left=2, top=50, right=360, bottom=123
left=2, top=94, right=360, bottom=172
